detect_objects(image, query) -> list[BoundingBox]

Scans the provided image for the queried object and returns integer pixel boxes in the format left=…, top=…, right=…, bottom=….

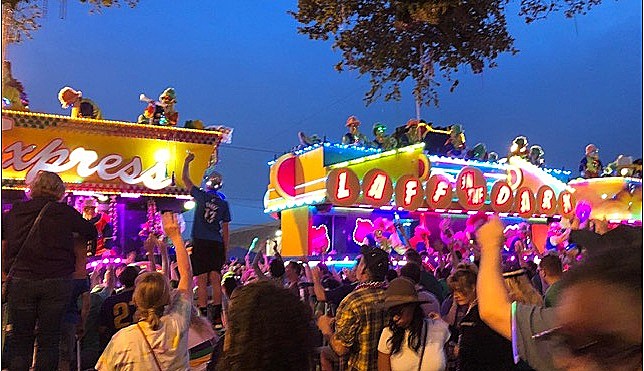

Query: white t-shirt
left=378, top=318, right=450, bottom=371
left=96, top=292, right=192, bottom=371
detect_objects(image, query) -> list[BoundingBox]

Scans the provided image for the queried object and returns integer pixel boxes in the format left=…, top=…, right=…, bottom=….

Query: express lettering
left=2, top=139, right=172, bottom=190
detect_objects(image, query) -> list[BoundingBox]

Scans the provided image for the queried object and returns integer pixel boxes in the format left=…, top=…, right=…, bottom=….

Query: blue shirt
left=190, top=186, right=231, bottom=242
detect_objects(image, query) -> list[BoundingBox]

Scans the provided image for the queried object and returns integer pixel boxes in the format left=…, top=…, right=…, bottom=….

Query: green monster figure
left=372, top=122, right=397, bottom=150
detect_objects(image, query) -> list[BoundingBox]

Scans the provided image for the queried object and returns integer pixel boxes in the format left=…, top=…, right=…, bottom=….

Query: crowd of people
left=1, top=168, right=642, bottom=371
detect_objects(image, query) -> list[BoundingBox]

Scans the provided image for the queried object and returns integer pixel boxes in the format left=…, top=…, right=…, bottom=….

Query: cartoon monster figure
left=138, top=87, right=178, bottom=126
left=466, top=143, right=487, bottom=160
left=579, top=144, right=603, bottom=178
left=342, top=116, right=369, bottom=146
left=58, top=87, right=102, bottom=119
left=528, top=145, right=545, bottom=167
left=509, top=136, right=529, bottom=159
left=445, top=124, right=466, bottom=157
left=372, top=122, right=397, bottom=150
left=297, top=131, right=323, bottom=148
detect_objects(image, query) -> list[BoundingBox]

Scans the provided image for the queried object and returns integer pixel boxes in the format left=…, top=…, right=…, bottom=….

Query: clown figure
left=342, top=116, right=369, bottom=146
left=58, top=87, right=102, bottom=119
left=508, top=136, right=529, bottom=159
left=579, top=144, right=603, bottom=178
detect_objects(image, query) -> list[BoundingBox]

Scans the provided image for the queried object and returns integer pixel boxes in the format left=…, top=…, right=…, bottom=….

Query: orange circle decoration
left=515, top=187, right=536, bottom=218
left=536, top=186, right=557, bottom=216
left=455, top=167, right=487, bottom=210
left=361, top=168, right=394, bottom=207
left=490, top=181, right=515, bottom=213
left=425, top=174, right=453, bottom=210
left=394, top=175, right=425, bottom=211
left=417, top=155, right=431, bottom=181
left=326, top=168, right=360, bottom=206
left=557, top=190, right=576, bottom=218
left=506, top=165, right=523, bottom=191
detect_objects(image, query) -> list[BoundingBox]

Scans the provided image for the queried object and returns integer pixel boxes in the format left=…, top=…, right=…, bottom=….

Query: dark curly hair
left=386, top=304, right=425, bottom=355
left=215, top=280, right=314, bottom=371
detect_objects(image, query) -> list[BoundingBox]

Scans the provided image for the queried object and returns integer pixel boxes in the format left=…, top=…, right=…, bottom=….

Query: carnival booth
left=2, top=110, right=232, bottom=258
left=264, top=139, right=641, bottom=260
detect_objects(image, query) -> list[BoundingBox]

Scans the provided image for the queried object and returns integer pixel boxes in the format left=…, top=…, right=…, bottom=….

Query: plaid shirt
left=334, top=284, right=386, bottom=371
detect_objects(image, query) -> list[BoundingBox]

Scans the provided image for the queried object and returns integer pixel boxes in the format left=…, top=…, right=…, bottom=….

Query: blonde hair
left=133, top=272, right=171, bottom=330
left=504, top=274, right=543, bottom=306
left=29, top=171, right=66, bottom=200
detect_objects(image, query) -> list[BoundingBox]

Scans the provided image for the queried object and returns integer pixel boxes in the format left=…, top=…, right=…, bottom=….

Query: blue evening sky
left=6, top=0, right=642, bottom=228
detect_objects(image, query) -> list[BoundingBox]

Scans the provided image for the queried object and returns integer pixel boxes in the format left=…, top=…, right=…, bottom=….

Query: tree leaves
left=290, top=0, right=604, bottom=107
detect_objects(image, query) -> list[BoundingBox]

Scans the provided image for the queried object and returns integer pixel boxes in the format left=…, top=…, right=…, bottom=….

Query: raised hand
left=184, top=152, right=195, bottom=163
left=476, top=217, right=505, bottom=252
left=161, top=212, right=181, bottom=239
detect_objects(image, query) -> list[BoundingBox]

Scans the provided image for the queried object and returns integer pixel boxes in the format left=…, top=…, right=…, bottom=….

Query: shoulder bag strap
left=5, top=202, right=52, bottom=278
left=417, top=319, right=428, bottom=371
left=136, top=322, right=164, bottom=371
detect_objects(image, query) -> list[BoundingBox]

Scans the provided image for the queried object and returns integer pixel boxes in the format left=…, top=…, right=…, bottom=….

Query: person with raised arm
left=96, top=212, right=194, bottom=370
left=182, top=152, right=231, bottom=327
left=476, top=217, right=642, bottom=371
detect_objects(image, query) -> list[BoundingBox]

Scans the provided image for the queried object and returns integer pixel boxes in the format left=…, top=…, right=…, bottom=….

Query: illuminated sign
left=361, top=169, right=393, bottom=207
left=536, top=186, right=557, bottom=216
left=557, top=190, right=576, bottom=218
left=326, top=168, right=360, bottom=206
left=324, top=166, right=575, bottom=217
left=394, top=175, right=424, bottom=211
left=425, top=174, right=453, bottom=209
left=456, top=167, right=487, bottom=210
left=3, top=138, right=171, bottom=190
left=516, top=187, right=535, bottom=218
left=490, top=181, right=514, bottom=213
left=2, top=111, right=223, bottom=194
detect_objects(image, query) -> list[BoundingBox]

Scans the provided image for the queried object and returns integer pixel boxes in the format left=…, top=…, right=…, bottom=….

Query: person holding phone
left=183, top=152, right=231, bottom=328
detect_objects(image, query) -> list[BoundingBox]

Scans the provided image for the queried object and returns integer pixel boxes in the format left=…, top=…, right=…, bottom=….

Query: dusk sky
left=6, top=0, right=642, bottom=229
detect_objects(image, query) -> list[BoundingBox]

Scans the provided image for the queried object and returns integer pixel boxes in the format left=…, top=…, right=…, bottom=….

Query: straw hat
left=384, top=277, right=429, bottom=309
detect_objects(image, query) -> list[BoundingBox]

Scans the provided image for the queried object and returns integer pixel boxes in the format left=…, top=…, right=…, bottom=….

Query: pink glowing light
left=114, top=258, right=122, bottom=264
left=91, top=261, right=99, bottom=267
left=510, top=255, right=516, bottom=262
left=102, top=258, right=109, bottom=264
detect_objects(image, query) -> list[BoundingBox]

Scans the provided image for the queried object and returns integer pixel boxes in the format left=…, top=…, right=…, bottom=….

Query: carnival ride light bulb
left=344, top=256, right=350, bottom=261
left=102, top=258, right=110, bottom=264
left=510, top=255, right=516, bottom=262
left=154, top=149, right=171, bottom=163
left=327, top=256, right=332, bottom=262
left=96, top=194, right=108, bottom=202
left=533, top=256, right=541, bottom=265
left=114, top=258, right=122, bottom=264
left=91, top=261, right=99, bottom=268
left=275, top=229, right=283, bottom=237
left=183, top=200, right=196, bottom=210
left=601, top=194, right=608, bottom=200
left=620, top=168, right=629, bottom=176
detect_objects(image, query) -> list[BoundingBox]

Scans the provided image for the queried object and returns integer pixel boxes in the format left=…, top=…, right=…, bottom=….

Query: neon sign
left=2, top=139, right=171, bottom=190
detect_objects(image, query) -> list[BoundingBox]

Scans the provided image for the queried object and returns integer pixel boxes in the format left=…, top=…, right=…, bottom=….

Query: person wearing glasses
left=476, top=217, right=642, bottom=371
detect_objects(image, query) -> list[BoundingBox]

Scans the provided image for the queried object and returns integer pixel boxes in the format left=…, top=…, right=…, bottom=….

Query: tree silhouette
left=290, top=0, right=605, bottom=107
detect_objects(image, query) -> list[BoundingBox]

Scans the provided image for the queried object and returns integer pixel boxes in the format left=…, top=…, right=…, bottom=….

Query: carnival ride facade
left=264, top=140, right=642, bottom=259
left=1, top=109, right=233, bottom=259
